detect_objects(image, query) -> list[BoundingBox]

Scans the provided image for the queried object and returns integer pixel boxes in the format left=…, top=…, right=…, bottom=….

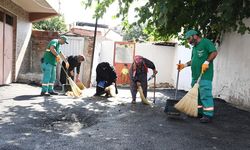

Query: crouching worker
left=40, top=35, right=69, bottom=96
left=60, top=55, right=85, bottom=91
left=94, top=62, right=118, bottom=97
left=129, top=55, right=158, bottom=104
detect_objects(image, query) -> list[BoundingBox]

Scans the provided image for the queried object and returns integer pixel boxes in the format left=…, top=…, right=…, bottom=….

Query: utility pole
left=88, top=0, right=99, bottom=87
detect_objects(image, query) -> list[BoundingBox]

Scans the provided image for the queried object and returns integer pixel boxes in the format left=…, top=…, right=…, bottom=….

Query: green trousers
left=41, top=62, right=56, bottom=93
left=192, top=79, right=214, bottom=117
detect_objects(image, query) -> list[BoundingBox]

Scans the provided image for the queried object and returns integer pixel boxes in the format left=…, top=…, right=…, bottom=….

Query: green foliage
left=32, top=16, right=67, bottom=32
left=83, top=0, right=250, bottom=43
left=122, top=22, right=149, bottom=41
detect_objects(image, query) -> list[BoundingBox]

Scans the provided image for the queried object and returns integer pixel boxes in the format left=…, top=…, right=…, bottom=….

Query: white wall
left=214, top=19, right=250, bottom=109
left=173, top=45, right=192, bottom=90
left=135, top=43, right=175, bottom=85
left=91, top=40, right=114, bottom=85
left=15, top=17, right=32, bottom=80
left=96, top=41, right=192, bottom=90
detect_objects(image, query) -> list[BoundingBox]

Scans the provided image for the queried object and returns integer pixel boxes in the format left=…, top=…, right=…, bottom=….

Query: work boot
left=198, top=113, right=203, bottom=118
left=41, top=92, right=50, bottom=96
left=48, top=91, right=58, bottom=95
left=200, top=116, right=212, bottom=123
left=131, top=100, right=136, bottom=104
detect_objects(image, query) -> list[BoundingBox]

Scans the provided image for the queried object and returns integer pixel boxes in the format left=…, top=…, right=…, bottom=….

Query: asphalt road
left=0, top=83, right=250, bottom=150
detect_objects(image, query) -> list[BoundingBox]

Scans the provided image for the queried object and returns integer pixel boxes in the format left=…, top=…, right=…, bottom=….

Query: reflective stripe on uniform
left=46, top=49, right=50, bottom=52
left=42, top=84, right=48, bottom=86
left=48, top=83, right=54, bottom=86
left=198, top=105, right=203, bottom=108
left=203, top=107, right=214, bottom=111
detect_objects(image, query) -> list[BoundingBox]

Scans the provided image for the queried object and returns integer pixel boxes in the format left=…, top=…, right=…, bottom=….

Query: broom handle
left=58, top=62, right=70, bottom=79
left=55, top=52, right=71, bottom=80
left=197, top=73, right=203, bottom=84
left=153, top=74, right=156, bottom=103
left=175, top=60, right=181, bottom=100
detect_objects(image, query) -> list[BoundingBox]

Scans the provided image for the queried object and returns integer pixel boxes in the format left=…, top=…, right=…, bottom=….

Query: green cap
left=184, top=30, right=198, bottom=39
left=60, top=35, right=68, bottom=44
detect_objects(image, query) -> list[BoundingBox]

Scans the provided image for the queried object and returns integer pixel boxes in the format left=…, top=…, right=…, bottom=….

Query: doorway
left=0, top=10, right=14, bottom=85
left=113, top=42, right=135, bottom=85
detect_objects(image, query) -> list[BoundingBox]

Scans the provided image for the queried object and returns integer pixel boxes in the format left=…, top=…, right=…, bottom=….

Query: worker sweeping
left=40, top=35, right=70, bottom=96
left=129, top=55, right=158, bottom=104
left=94, top=62, right=118, bottom=97
left=60, top=55, right=85, bottom=90
left=177, top=30, right=218, bottom=123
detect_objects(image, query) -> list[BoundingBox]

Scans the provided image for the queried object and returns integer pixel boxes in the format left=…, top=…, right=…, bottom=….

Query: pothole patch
left=35, top=107, right=99, bottom=133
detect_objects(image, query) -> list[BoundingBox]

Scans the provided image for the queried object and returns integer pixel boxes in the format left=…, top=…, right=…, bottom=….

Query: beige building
left=0, top=0, right=59, bottom=85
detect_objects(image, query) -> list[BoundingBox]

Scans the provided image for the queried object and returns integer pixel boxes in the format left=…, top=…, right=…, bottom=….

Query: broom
left=174, top=74, right=202, bottom=117
left=153, top=75, right=156, bottom=104
left=58, top=60, right=82, bottom=97
left=105, top=84, right=116, bottom=97
left=138, top=85, right=151, bottom=105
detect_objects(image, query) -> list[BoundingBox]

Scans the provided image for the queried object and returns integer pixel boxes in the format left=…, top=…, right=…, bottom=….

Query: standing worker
left=60, top=55, right=85, bottom=85
left=129, top=55, right=158, bottom=104
left=177, top=30, right=218, bottom=123
left=40, top=35, right=70, bottom=96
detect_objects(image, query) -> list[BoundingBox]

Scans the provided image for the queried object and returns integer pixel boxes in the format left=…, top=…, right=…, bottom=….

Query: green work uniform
left=41, top=39, right=61, bottom=93
left=191, top=38, right=217, bottom=117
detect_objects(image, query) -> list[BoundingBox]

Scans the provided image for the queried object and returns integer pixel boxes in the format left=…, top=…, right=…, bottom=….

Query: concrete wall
left=135, top=43, right=176, bottom=85
left=90, top=40, right=112, bottom=86
left=17, top=30, right=59, bottom=83
left=214, top=19, right=250, bottom=109
left=173, top=45, right=192, bottom=90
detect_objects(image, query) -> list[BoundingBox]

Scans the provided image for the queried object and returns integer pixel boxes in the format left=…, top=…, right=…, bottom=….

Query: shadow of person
left=13, top=95, right=44, bottom=101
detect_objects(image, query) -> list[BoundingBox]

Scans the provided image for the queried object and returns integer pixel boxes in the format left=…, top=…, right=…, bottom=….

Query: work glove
left=56, top=55, right=60, bottom=62
left=202, top=61, right=209, bottom=74
left=136, top=81, right=141, bottom=87
left=177, top=63, right=187, bottom=71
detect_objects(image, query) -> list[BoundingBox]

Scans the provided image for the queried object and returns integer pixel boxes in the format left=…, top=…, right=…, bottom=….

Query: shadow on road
left=13, top=95, right=42, bottom=101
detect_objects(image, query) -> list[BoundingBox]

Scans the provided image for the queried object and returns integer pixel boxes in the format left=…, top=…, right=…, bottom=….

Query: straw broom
left=58, top=61, right=82, bottom=97
left=138, top=85, right=151, bottom=105
left=105, top=84, right=116, bottom=97
left=174, top=74, right=202, bottom=117
left=67, top=77, right=82, bottom=97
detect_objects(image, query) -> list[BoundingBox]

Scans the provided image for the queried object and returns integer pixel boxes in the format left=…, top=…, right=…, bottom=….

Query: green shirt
left=191, top=38, right=217, bottom=81
left=43, top=39, right=61, bottom=66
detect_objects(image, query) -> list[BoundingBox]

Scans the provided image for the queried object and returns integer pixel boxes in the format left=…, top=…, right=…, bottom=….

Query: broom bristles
left=174, top=83, right=199, bottom=117
left=68, top=77, right=82, bottom=97
left=138, top=86, right=151, bottom=105
left=105, top=85, right=116, bottom=97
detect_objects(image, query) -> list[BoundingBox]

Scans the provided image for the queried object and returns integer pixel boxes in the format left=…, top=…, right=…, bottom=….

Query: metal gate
left=59, top=36, right=85, bottom=82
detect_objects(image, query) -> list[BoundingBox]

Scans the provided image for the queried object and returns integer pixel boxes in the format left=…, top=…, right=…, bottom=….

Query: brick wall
left=17, top=30, right=59, bottom=83
left=17, top=30, right=96, bottom=87
left=30, top=30, right=59, bottom=73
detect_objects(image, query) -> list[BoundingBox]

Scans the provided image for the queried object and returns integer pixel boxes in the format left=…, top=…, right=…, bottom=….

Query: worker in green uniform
left=40, top=35, right=70, bottom=96
left=177, top=30, right=218, bottom=123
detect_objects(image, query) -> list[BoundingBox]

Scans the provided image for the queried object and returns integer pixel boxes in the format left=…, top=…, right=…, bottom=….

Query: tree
left=122, top=21, right=149, bottom=41
left=33, top=16, right=67, bottom=32
left=83, top=0, right=250, bottom=43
